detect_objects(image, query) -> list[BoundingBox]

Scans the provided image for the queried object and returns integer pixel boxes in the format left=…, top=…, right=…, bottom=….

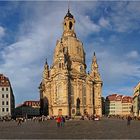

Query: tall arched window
left=69, top=21, right=73, bottom=30
left=76, top=98, right=81, bottom=115
left=71, top=86, right=74, bottom=105
left=82, top=84, right=86, bottom=105
left=57, top=84, right=63, bottom=102
left=76, top=98, right=80, bottom=108
left=59, top=63, right=61, bottom=68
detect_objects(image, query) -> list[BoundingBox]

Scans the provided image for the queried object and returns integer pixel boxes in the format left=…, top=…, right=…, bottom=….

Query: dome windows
left=69, top=21, right=73, bottom=30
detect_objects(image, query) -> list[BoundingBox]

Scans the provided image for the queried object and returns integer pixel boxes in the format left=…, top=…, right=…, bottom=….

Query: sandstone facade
left=39, top=10, right=103, bottom=117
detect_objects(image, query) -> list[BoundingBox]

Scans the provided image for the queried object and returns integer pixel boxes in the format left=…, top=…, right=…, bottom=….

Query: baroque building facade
left=133, top=82, right=140, bottom=116
left=0, top=74, right=15, bottom=118
left=39, top=10, right=102, bottom=117
left=105, top=94, right=132, bottom=116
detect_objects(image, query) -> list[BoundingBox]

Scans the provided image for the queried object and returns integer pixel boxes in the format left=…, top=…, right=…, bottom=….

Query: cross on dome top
left=64, top=9, right=74, bottom=19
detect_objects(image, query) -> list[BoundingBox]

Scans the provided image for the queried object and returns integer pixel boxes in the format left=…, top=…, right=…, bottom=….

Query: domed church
left=39, top=9, right=103, bottom=117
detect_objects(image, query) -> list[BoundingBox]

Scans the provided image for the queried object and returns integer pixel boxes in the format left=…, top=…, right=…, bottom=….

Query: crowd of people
left=1, top=113, right=140, bottom=127
left=15, top=115, right=66, bottom=127
left=14, top=114, right=101, bottom=126
left=106, top=114, right=140, bottom=121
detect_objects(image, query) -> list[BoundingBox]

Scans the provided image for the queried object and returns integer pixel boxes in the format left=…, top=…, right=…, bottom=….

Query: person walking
left=61, top=116, right=65, bottom=127
left=127, top=115, right=132, bottom=126
left=17, top=118, right=22, bottom=125
left=56, top=116, right=61, bottom=128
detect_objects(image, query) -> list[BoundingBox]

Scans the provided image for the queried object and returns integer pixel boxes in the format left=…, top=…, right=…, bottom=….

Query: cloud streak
left=0, top=26, right=5, bottom=39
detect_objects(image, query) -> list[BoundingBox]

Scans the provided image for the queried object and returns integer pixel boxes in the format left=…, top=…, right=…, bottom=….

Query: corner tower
left=90, top=52, right=103, bottom=116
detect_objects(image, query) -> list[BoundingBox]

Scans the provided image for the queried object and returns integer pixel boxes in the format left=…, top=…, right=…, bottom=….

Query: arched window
left=69, top=21, right=73, bottom=30
left=59, top=63, right=61, bottom=68
left=76, top=98, right=80, bottom=108
left=71, top=86, right=74, bottom=104
left=80, top=65, right=83, bottom=72
left=57, top=84, right=63, bottom=101
left=82, top=85, right=86, bottom=105
left=76, top=98, right=81, bottom=116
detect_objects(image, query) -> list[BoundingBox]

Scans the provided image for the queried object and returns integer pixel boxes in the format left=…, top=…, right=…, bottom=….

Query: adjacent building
left=39, top=9, right=103, bottom=117
left=101, top=97, right=106, bottom=115
left=133, top=82, right=140, bottom=116
left=106, top=94, right=132, bottom=116
left=0, top=74, right=15, bottom=118
left=15, top=101, right=40, bottom=118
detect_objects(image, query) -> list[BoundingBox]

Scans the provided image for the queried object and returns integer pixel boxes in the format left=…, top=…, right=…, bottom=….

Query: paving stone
left=0, top=118, right=139, bottom=139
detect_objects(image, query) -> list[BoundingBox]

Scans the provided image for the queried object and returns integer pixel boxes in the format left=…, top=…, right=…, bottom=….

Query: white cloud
left=108, top=2, right=140, bottom=33
left=97, top=51, right=140, bottom=84
left=76, top=15, right=100, bottom=38
left=0, top=26, right=5, bottom=38
left=126, top=51, right=139, bottom=59
left=0, top=3, right=100, bottom=104
left=0, top=3, right=69, bottom=105
left=99, top=17, right=109, bottom=28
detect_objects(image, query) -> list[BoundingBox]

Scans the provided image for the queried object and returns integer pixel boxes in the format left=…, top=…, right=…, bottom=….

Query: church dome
left=52, top=9, right=86, bottom=71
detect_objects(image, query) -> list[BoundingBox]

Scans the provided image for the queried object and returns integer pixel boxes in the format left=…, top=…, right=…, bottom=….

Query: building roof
left=106, top=93, right=132, bottom=103
left=24, top=100, right=40, bottom=105
left=16, top=100, right=40, bottom=108
left=122, top=96, right=132, bottom=103
left=116, top=95, right=123, bottom=101
left=0, top=74, right=10, bottom=87
left=106, top=94, right=117, bottom=101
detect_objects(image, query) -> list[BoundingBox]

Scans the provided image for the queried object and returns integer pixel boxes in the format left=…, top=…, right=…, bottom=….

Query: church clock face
left=56, top=74, right=65, bottom=81
left=59, top=57, right=62, bottom=62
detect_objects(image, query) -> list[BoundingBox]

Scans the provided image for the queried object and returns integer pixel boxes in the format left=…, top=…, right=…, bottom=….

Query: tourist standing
left=127, top=116, right=132, bottom=126
left=61, top=116, right=65, bottom=127
left=17, top=118, right=22, bottom=125
left=56, top=116, right=61, bottom=128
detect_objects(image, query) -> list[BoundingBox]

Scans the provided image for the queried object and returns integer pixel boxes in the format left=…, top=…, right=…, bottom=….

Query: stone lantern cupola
left=63, top=9, right=76, bottom=38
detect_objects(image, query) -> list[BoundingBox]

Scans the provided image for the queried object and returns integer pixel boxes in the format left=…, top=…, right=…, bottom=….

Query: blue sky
left=0, top=1, right=140, bottom=105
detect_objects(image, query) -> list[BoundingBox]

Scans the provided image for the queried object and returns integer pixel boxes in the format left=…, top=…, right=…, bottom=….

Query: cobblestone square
left=0, top=118, right=140, bottom=139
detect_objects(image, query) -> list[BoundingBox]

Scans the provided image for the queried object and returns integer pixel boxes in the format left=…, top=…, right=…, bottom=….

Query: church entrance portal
left=76, top=98, right=81, bottom=116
